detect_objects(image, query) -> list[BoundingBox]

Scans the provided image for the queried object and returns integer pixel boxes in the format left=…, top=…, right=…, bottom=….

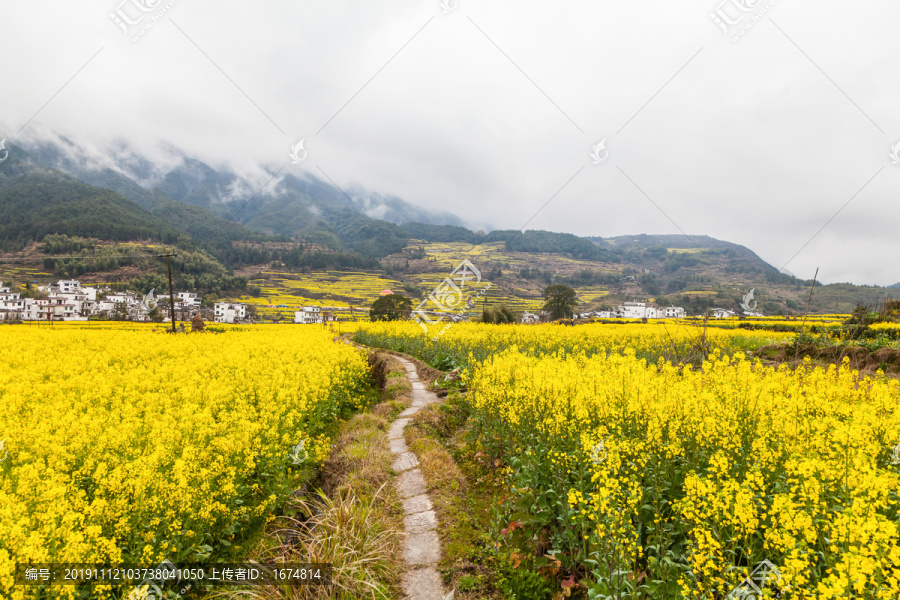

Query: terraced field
left=0, top=266, right=53, bottom=285
left=241, top=270, right=406, bottom=320
left=418, top=241, right=619, bottom=273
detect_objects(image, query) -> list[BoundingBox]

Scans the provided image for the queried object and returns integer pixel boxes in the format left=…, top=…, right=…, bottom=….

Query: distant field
left=242, top=270, right=405, bottom=319
left=0, top=266, right=52, bottom=284
left=667, top=247, right=707, bottom=254
left=418, top=241, right=615, bottom=273
left=575, top=287, right=610, bottom=304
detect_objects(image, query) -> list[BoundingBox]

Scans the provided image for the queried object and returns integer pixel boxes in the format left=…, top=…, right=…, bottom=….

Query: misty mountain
left=18, top=135, right=453, bottom=257
left=2, top=140, right=895, bottom=314
left=21, top=135, right=172, bottom=210
left=6, top=135, right=879, bottom=298
left=2, top=143, right=271, bottom=252
left=0, top=169, right=186, bottom=249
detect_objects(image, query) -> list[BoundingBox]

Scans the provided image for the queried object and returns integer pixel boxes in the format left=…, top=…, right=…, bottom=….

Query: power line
left=0, top=253, right=169, bottom=261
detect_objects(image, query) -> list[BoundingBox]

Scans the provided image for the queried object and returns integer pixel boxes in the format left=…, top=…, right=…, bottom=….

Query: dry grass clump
left=211, top=485, right=401, bottom=600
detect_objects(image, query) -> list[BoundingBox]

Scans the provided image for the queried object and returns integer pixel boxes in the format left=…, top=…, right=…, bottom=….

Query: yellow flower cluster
left=356, top=321, right=793, bottom=369
left=0, top=324, right=367, bottom=600
left=468, top=346, right=900, bottom=598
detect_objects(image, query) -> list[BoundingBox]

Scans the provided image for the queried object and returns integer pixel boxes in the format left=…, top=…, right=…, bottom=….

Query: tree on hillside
left=543, top=284, right=577, bottom=320
left=370, top=294, right=412, bottom=322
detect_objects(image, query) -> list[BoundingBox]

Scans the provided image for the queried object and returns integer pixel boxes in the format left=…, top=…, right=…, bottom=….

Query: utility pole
left=159, top=252, right=178, bottom=334
left=794, top=267, right=819, bottom=361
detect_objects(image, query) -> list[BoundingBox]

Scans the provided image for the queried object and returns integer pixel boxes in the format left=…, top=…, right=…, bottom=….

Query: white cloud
left=0, top=0, right=898, bottom=284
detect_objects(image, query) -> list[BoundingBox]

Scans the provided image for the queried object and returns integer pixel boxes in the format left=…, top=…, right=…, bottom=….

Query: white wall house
left=0, top=282, right=94, bottom=321
left=214, top=303, right=246, bottom=324
left=664, top=306, right=686, bottom=318
left=177, top=292, right=202, bottom=307
left=29, top=298, right=83, bottom=321
left=106, top=293, right=137, bottom=304
left=294, top=306, right=322, bottom=324
left=616, top=302, right=650, bottom=319
left=0, top=283, right=26, bottom=321
left=711, top=308, right=737, bottom=319
left=52, top=291, right=93, bottom=316
left=57, top=280, right=81, bottom=294
left=611, top=302, right=688, bottom=319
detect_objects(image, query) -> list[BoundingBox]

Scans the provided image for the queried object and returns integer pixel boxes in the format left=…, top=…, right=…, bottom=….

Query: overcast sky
left=1, top=1, right=898, bottom=285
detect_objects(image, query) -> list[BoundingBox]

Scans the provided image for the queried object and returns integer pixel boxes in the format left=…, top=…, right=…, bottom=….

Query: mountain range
left=0, top=134, right=896, bottom=315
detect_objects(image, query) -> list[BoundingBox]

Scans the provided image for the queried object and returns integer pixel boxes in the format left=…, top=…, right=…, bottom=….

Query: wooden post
left=161, top=252, right=178, bottom=334
left=794, top=267, right=819, bottom=360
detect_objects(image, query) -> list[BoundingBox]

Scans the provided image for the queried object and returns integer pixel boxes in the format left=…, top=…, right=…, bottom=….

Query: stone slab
left=402, top=494, right=433, bottom=515
left=399, top=405, right=422, bottom=417
left=403, top=510, right=437, bottom=534
left=403, top=530, right=442, bottom=565
left=396, top=469, right=427, bottom=498
left=411, top=390, right=437, bottom=405
left=401, top=567, right=445, bottom=600
left=392, top=452, right=419, bottom=472
left=389, top=438, right=409, bottom=454
left=387, top=418, right=411, bottom=440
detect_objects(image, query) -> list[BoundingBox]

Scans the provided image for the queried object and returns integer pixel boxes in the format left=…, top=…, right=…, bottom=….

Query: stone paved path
left=390, top=356, right=449, bottom=600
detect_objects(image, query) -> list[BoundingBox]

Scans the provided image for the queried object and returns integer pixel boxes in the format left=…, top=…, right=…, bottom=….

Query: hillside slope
left=0, top=170, right=186, bottom=249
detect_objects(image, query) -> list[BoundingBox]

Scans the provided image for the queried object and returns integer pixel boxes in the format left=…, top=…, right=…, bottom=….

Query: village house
left=57, top=279, right=81, bottom=294
left=592, top=302, right=688, bottom=320
left=616, top=301, right=651, bottom=319
left=294, top=306, right=323, bottom=324
left=1, top=280, right=209, bottom=322
left=293, top=306, right=337, bottom=324
left=214, top=303, right=247, bottom=324
left=177, top=292, right=202, bottom=308
left=0, top=284, right=27, bottom=321
left=96, top=293, right=138, bottom=318
left=663, top=306, right=686, bottom=318
left=30, top=297, right=85, bottom=321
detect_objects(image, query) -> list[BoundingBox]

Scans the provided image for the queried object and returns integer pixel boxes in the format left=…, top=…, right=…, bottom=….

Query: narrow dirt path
left=389, top=356, right=448, bottom=600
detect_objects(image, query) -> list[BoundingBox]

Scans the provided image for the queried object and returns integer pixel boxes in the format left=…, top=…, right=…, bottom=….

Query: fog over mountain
left=1, top=1, right=899, bottom=285
left=14, top=132, right=463, bottom=231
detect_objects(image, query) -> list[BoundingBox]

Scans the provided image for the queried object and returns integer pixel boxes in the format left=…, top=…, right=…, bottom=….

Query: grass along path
left=388, top=356, right=452, bottom=600
left=348, top=341, right=504, bottom=599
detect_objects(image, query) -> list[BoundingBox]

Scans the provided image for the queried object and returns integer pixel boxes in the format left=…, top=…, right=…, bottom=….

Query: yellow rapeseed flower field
left=472, top=350, right=900, bottom=598
left=0, top=323, right=367, bottom=600
left=356, top=321, right=794, bottom=370
left=356, top=322, right=900, bottom=598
